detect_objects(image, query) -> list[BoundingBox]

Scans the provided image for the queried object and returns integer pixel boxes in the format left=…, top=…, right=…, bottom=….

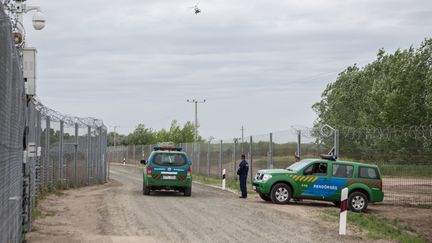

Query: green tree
left=313, top=38, right=432, bottom=162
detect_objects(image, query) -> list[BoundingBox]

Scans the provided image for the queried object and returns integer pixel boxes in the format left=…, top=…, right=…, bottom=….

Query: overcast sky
left=23, top=0, right=431, bottom=141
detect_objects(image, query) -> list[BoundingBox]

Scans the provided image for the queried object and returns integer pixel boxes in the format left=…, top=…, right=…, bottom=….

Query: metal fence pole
left=233, top=138, right=237, bottom=177
left=269, top=132, right=273, bottom=169
left=197, top=143, right=201, bottom=174
left=86, top=126, right=91, bottom=185
left=133, top=145, right=136, bottom=163
left=335, top=129, right=339, bottom=159
left=74, top=123, right=78, bottom=186
left=219, top=140, right=223, bottom=178
left=59, top=120, right=64, bottom=185
left=249, top=136, right=253, bottom=184
left=45, top=117, right=50, bottom=187
left=207, top=141, right=211, bottom=176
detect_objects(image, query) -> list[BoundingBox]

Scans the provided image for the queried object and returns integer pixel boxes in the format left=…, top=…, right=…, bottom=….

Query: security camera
left=32, top=11, right=45, bottom=30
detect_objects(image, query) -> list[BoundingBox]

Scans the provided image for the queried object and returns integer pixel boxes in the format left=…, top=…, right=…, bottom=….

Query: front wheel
left=184, top=186, right=192, bottom=197
left=348, top=191, right=368, bottom=213
left=270, top=183, right=292, bottom=204
left=259, top=193, right=272, bottom=202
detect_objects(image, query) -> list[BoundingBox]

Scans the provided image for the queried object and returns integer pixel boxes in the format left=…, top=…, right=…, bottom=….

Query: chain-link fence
left=107, top=126, right=432, bottom=206
left=0, top=5, right=108, bottom=242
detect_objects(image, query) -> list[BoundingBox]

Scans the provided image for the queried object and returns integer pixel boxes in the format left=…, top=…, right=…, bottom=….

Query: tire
left=333, top=201, right=341, bottom=207
left=184, top=186, right=192, bottom=197
left=259, top=193, right=272, bottom=202
left=270, top=183, right=292, bottom=204
left=348, top=191, right=368, bottom=213
left=143, top=181, right=150, bottom=195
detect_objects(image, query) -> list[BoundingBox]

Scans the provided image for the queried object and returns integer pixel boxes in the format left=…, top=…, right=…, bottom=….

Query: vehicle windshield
left=286, top=159, right=313, bottom=172
left=152, top=153, right=187, bottom=167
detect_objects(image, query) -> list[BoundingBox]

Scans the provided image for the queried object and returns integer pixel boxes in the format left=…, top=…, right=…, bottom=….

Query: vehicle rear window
left=332, top=164, right=354, bottom=178
left=358, top=166, right=380, bottom=179
left=152, top=153, right=187, bottom=167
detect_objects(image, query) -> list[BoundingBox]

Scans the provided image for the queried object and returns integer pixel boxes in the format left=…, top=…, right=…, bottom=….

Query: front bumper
left=252, top=180, right=271, bottom=194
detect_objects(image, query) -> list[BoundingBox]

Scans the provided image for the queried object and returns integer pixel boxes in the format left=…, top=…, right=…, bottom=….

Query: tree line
left=107, top=120, right=201, bottom=146
left=313, top=38, right=432, bottom=163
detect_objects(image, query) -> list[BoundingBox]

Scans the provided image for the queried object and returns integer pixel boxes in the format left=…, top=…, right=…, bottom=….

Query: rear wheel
left=270, top=183, right=292, bottom=204
left=184, top=186, right=192, bottom=197
left=259, top=193, right=272, bottom=202
left=348, top=191, right=368, bottom=212
left=143, top=181, right=150, bottom=195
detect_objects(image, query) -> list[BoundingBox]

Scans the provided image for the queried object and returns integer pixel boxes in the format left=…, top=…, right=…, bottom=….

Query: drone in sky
left=190, top=2, right=201, bottom=15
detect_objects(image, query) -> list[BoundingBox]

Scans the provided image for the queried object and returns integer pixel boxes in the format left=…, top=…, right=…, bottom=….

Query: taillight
left=380, top=181, right=383, bottom=191
left=187, top=167, right=191, bottom=177
left=147, top=166, right=152, bottom=176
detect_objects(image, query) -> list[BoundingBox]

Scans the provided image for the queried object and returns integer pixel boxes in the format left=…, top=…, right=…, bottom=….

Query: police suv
left=141, top=146, right=192, bottom=196
left=252, top=155, right=384, bottom=212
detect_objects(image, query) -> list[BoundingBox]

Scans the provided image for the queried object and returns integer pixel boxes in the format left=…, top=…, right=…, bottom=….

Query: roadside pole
left=339, top=188, right=348, bottom=235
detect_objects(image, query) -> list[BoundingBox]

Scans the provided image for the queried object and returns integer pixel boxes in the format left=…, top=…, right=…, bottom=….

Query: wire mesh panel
left=0, top=5, right=25, bottom=241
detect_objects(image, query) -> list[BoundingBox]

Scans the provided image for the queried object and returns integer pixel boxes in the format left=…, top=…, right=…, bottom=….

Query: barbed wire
left=32, top=97, right=106, bottom=130
left=291, top=125, right=432, bottom=141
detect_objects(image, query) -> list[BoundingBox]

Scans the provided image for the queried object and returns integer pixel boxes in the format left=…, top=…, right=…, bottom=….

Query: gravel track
left=99, top=164, right=354, bottom=243
left=28, top=164, right=362, bottom=243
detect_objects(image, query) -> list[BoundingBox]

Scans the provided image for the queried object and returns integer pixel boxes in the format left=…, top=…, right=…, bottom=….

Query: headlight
left=262, top=174, right=272, bottom=182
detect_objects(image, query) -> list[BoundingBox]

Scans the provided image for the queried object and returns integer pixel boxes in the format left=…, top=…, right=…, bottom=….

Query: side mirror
left=140, top=160, right=146, bottom=165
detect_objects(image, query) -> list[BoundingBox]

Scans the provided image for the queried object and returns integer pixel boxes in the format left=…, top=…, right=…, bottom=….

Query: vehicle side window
left=304, top=162, right=327, bottom=176
left=332, top=164, right=354, bottom=178
left=358, top=166, right=380, bottom=179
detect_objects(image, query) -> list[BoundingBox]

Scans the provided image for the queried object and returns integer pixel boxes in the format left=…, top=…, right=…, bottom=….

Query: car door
left=299, top=162, right=328, bottom=198
left=328, top=163, right=354, bottom=201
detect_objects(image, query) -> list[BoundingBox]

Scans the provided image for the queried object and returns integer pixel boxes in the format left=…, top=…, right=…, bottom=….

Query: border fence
left=108, top=126, right=432, bottom=206
left=0, top=5, right=107, bottom=242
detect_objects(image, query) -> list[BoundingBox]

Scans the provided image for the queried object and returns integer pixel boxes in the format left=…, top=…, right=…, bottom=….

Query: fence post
left=219, top=140, right=223, bottom=178
left=45, top=117, right=50, bottom=187
left=269, top=132, right=273, bottom=169
left=74, top=123, right=78, bottom=186
left=335, top=129, right=339, bottom=159
left=249, top=136, right=253, bottom=184
left=207, top=141, right=211, bottom=176
left=133, top=145, right=136, bottom=163
left=296, top=130, right=301, bottom=160
left=59, top=120, right=64, bottom=185
left=197, top=143, right=201, bottom=174
left=86, top=126, right=91, bottom=185
left=233, top=138, right=237, bottom=177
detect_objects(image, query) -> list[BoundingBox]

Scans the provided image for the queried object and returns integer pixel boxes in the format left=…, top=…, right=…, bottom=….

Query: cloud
left=21, top=0, right=432, bottom=138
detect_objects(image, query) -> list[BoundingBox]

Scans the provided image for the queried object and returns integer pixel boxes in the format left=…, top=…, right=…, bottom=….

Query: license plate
left=162, top=175, right=176, bottom=180
left=253, top=186, right=256, bottom=190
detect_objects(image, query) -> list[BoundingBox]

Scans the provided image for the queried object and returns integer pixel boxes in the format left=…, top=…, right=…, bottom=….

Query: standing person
left=237, top=154, right=249, bottom=198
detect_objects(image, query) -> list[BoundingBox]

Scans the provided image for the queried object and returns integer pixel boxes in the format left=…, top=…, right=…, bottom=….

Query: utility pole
left=187, top=99, right=206, bottom=142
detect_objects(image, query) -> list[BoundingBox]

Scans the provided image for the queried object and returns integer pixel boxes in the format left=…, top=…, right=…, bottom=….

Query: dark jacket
left=237, top=160, right=249, bottom=176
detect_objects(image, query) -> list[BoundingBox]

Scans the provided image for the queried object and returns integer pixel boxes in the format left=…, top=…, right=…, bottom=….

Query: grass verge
left=320, top=209, right=425, bottom=243
left=32, top=186, right=65, bottom=220
left=192, top=173, right=255, bottom=194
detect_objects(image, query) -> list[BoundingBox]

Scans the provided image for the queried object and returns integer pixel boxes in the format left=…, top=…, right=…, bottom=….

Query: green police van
left=252, top=156, right=384, bottom=212
left=141, top=146, right=192, bottom=196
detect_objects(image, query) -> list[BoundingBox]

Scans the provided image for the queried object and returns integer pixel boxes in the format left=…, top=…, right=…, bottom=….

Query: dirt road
left=27, top=164, right=365, bottom=243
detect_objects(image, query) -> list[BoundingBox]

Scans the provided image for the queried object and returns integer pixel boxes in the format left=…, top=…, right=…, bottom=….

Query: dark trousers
left=239, top=175, right=247, bottom=197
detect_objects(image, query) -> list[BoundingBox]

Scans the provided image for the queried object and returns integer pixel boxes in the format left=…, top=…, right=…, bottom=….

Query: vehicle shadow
left=252, top=198, right=337, bottom=209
